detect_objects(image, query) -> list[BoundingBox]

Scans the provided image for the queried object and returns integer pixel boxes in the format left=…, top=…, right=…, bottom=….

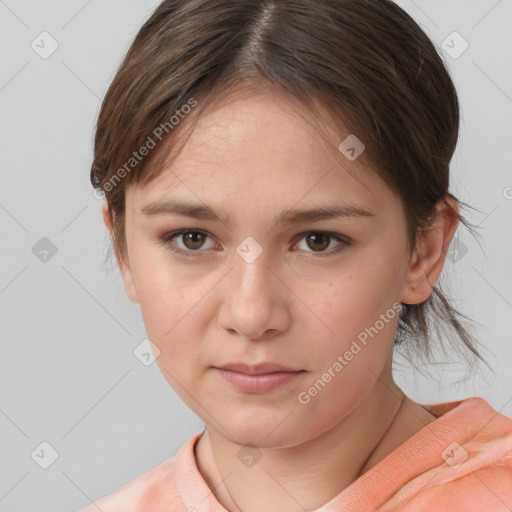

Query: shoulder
left=404, top=397, right=512, bottom=511
left=401, top=465, right=512, bottom=512
left=75, top=456, right=184, bottom=512
left=74, top=431, right=204, bottom=512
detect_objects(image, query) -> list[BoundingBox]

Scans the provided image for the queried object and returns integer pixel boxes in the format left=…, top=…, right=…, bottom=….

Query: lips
left=214, top=366, right=305, bottom=393
left=216, top=362, right=303, bottom=375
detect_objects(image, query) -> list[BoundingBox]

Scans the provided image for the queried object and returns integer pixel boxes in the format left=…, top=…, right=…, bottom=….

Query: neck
left=194, top=376, right=407, bottom=512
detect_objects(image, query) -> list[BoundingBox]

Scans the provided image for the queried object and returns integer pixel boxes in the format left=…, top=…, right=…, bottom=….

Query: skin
left=101, top=88, right=458, bottom=512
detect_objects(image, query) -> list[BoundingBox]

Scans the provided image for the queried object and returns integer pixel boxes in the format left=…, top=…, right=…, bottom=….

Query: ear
left=101, top=200, right=139, bottom=303
left=400, top=196, right=459, bottom=305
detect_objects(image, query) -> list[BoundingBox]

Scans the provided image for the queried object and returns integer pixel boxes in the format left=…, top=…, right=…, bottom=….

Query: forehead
left=126, top=91, right=398, bottom=222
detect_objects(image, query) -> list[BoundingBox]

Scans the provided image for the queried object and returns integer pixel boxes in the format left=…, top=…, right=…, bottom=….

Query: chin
left=223, top=421, right=311, bottom=449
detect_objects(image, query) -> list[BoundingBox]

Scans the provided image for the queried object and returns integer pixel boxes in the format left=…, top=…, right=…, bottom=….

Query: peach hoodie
left=77, top=396, right=512, bottom=511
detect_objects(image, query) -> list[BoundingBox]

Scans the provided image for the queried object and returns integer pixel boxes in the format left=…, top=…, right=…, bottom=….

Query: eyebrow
left=139, top=200, right=375, bottom=225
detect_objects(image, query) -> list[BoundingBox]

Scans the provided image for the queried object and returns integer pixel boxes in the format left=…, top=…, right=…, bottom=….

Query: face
left=112, top=90, right=419, bottom=448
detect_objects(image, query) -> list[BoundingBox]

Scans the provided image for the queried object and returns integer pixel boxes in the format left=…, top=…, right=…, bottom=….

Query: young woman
left=80, top=0, right=512, bottom=510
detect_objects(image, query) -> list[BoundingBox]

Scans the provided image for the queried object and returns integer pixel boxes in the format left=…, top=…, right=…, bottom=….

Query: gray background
left=0, top=1, right=511, bottom=510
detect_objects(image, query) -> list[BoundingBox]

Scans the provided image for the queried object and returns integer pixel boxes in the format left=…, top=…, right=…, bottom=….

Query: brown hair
left=90, top=0, right=491, bottom=377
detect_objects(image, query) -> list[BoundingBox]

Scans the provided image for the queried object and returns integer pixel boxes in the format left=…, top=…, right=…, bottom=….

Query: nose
left=217, top=248, right=290, bottom=341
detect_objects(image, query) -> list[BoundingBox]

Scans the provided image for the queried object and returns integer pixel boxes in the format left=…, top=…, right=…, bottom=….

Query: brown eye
left=181, top=231, right=207, bottom=250
left=305, top=233, right=330, bottom=252
left=160, top=229, right=351, bottom=260
left=159, top=229, right=217, bottom=258
left=294, top=231, right=351, bottom=257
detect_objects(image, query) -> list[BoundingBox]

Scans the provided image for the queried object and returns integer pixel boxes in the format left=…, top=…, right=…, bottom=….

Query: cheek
left=133, top=257, right=218, bottom=368
left=132, top=258, right=189, bottom=344
left=334, top=239, right=406, bottom=310
left=301, top=257, right=402, bottom=360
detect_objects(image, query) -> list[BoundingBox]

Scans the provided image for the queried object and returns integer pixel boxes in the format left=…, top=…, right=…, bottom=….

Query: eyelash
left=158, top=229, right=352, bottom=260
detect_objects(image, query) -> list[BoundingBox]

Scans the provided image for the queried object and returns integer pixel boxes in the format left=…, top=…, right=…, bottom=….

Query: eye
left=159, top=229, right=352, bottom=259
left=159, top=229, right=218, bottom=259
left=292, top=231, right=351, bottom=257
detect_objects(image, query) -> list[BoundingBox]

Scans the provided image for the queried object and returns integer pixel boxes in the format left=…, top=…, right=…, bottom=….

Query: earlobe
left=119, top=262, right=140, bottom=304
left=101, top=200, right=139, bottom=304
left=400, top=197, right=459, bottom=305
left=101, top=199, right=113, bottom=233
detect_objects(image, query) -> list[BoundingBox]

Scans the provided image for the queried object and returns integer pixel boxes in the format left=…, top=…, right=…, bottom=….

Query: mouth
left=215, top=362, right=304, bottom=375
left=213, top=367, right=306, bottom=393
